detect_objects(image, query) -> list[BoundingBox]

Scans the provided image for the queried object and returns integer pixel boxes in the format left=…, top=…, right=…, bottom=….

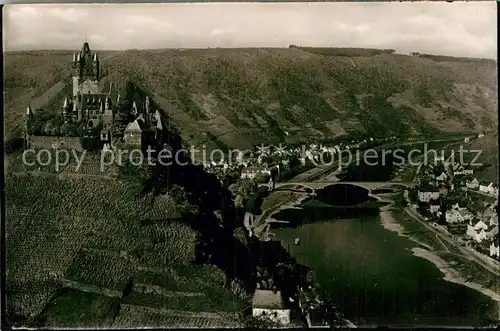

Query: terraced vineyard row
left=7, top=280, right=62, bottom=321
left=6, top=175, right=178, bottom=220
left=5, top=170, right=246, bottom=326
left=113, top=305, right=242, bottom=328
left=59, top=154, right=118, bottom=177
left=6, top=150, right=69, bottom=173
left=66, top=249, right=136, bottom=292
left=34, top=289, right=120, bottom=328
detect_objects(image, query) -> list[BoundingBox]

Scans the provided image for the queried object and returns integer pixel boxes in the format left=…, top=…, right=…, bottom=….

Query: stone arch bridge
left=259, top=181, right=416, bottom=195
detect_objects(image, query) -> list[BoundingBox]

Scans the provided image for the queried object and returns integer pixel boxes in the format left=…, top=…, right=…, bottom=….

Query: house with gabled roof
left=124, top=118, right=147, bottom=147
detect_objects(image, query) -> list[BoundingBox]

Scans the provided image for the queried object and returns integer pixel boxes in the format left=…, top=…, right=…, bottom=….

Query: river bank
left=379, top=199, right=500, bottom=318
left=264, top=185, right=499, bottom=323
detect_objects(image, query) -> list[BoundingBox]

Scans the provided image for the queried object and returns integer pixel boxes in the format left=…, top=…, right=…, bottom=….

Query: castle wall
left=80, top=78, right=100, bottom=95
left=30, top=136, right=83, bottom=151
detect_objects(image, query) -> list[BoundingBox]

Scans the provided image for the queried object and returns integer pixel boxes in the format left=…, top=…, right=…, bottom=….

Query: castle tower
left=131, top=101, right=138, bottom=116
left=25, top=106, right=33, bottom=149
left=93, top=53, right=100, bottom=81
left=61, top=97, right=71, bottom=123
left=72, top=42, right=100, bottom=98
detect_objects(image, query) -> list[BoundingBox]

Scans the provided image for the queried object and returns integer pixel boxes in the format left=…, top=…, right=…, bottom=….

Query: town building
left=418, top=188, right=440, bottom=203
left=241, top=166, right=271, bottom=180
left=490, top=242, right=499, bottom=258
left=252, top=289, right=291, bottom=325
left=429, top=199, right=440, bottom=214
left=479, top=183, right=497, bottom=196
left=466, top=220, right=489, bottom=242
left=466, top=178, right=479, bottom=189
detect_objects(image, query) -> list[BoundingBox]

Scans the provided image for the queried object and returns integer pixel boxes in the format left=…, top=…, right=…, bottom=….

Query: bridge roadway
left=259, top=180, right=415, bottom=192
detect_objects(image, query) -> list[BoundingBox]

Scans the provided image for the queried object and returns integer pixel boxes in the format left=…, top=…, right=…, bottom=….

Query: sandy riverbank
left=380, top=204, right=500, bottom=312
left=379, top=205, right=434, bottom=251
left=412, top=247, right=500, bottom=304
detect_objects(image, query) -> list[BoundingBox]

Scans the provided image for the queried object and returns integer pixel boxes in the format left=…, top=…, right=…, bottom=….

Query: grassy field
left=260, top=190, right=298, bottom=211
left=4, top=48, right=497, bottom=148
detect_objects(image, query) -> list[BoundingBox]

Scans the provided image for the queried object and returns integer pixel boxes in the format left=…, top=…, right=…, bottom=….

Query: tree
left=43, top=121, right=59, bottom=136
left=112, top=100, right=134, bottom=140
left=60, top=123, right=79, bottom=137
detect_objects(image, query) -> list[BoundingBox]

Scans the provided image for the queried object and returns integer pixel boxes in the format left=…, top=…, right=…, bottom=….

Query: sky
left=3, top=2, right=497, bottom=59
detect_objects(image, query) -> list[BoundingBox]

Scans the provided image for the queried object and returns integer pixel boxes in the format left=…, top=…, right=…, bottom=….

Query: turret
left=26, top=106, right=33, bottom=116
left=105, top=96, right=111, bottom=110
left=72, top=52, right=77, bottom=63
left=76, top=52, right=81, bottom=62
left=93, top=53, right=99, bottom=63
left=62, top=97, right=70, bottom=110
left=145, top=96, right=150, bottom=113
left=132, top=101, right=138, bottom=116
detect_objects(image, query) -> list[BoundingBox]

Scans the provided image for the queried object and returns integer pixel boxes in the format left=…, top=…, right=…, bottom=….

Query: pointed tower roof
left=145, top=96, right=150, bottom=112
left=62, top=97, right=70, bottom=109
left=105, top=96, right=112, bottom=109
left=131, top=101, right=138, bottom=115
left=26, top=106, right=33, bottom=115
left=124, top=119, right=143, bottom=133
left=93, top=53, right=99, bottom=62
left=72, top=52, right=77, bottom=62
left=76, top=52, right=81, bottom=61
left=82, top=41, right=91, bottom=54
left=154, top=110, right=163, bottom=130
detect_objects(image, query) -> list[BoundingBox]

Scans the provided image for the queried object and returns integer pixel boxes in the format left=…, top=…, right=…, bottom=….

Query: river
left=271, top=184, right=498, bottom=327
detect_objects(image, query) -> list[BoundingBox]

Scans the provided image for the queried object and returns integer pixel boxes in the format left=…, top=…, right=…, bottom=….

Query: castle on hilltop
left=61, top=41, right=114, bottom=143
left=25, top=41, right=165, bottom=151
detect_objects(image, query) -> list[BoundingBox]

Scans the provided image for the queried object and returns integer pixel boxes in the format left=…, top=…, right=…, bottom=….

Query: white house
left=466, top=178, right=479, bottom=189
left=474, top=220, right=489, bottom=231
left=418, top=189, right=440, bottom=203
left=479, top=183, right=497, bottom=196
left=490, top=242, right=499, bottom=258
left=445, top=210, right=459, bottom=224
left=252, top=290, right=291, bottom=325
left=489, top=214, right=498, bottom=226
left=436, top=172, right=448, bottom=182
left=429, top=203, right=440, bottom=214
left=453, top=164, right=465, bottom=176
left=466, top=220, right=489, bottom=243
left=464, top=137, right=470, bottom=143
left=241, top=166, right=271, bottom=180
left=445, top=209, right=473, bottom=224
